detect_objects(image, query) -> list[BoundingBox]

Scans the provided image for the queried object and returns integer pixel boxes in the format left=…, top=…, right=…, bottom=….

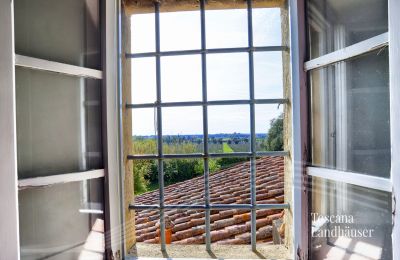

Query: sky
left=131, top=8, right=283, bottom=136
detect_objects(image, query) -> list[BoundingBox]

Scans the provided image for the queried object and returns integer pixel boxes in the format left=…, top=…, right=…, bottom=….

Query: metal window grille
left=127, top=0, right=290, bottom=251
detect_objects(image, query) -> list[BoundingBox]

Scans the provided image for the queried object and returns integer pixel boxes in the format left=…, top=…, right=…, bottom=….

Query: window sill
left=127, top=243, right=290, bottom=259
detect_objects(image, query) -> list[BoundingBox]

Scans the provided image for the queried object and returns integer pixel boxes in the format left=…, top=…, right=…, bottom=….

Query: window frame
left=0, top=0, right=20, bottom=258
left=303, top=0, right=399, bottom=259
left=0, top=0, right=124, bottom=258
left=126, top=0, right=290, bottom=253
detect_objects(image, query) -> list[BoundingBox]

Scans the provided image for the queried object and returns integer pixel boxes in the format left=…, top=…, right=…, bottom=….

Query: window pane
left=205, top=9, right=248, bottom=48
left=207, top=53, right=249, bottom=101
left=255, top=104, right=283, bottom=152
left=162, top=107, right=203, bottom=154
left=161, top=55, right=202, bottom=102
left=308, top=0, right=388, bottom=59
left=160, top=10, right=201, bottom=51
left=310, top=49, right=390, bottom=178
left=311, top=177, right=392, bottom=260
left=132, top=57, right=157, bottom=104
left=208, top=105, right=250, bottom=153
left=252, top=8, right=282, bottom=47
left=131, top=13, right=155, bottom=53
left=254, top=52, right=283, bottom=99
left=16, top=67, right=103, bottom=179
left=19, top=179, right=104, bottom=259
left=14, top=0, right=101, bottom=69
left=132, top=108, right=157, bottom=155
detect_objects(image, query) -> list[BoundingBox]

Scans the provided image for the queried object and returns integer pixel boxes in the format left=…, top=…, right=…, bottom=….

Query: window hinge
left=393, top=188, right=396, bottom=228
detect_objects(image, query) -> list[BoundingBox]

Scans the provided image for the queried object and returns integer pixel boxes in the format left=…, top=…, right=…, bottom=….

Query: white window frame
left=388, top=0, right=400, bottom=259
left=303, top=0, right=399, bottom=259
left=288, top=0, right=310, bottom=258
left=0, top=0, right=20, bottom=258
left=305, top=34, right=390, bottom=190
left=0, top=0, right=124, bottom=258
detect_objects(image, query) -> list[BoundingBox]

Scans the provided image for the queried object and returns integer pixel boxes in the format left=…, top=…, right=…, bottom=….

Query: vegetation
left=132, top=115, right=283, bottom=194
left=262, top=113, right=284, bottom=151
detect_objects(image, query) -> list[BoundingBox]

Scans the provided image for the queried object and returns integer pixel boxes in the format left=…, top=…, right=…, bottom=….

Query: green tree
left=263, top=114, right=284, bottom=151
left=133, top=160, right=150, bottom=194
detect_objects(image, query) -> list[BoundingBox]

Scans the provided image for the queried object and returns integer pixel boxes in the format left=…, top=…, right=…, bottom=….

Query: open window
left=306, top=0, right=393, bottom=259
left=121, top=0, right=294, bottom=258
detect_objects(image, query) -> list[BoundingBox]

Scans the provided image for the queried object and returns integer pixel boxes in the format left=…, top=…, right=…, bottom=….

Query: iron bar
left=246, top=0, right=257, bottom=251
left=127, top=151, right=289, bottom=160
left=126, top=98, right=288, bottom=109
left=130, top=203, right=290, bottom=210
left=154, top=2, right=166, bottom=251
left=200, top=0, right=211, bottom=250
left=126, top=46, right=287, bottom=58
left=129, top=1, right=291, bottom=251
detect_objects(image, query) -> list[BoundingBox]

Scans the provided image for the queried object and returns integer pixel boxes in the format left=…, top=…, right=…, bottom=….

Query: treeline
left=132, top=113, right=283, bottom=194
left=132, top=139, right=237, bottom=194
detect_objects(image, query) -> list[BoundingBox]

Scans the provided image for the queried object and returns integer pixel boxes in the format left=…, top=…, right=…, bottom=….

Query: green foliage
left=133, top=160, right=150, bottom=195
left=194, top=158, right=221, bottom=175
left=218, top=157, right=248, bottom=169
left=131, top=123, right=282, bottom=193
left=263, top=114, right=284, bottom=151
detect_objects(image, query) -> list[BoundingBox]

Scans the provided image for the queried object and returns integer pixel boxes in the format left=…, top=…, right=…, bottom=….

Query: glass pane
left=311, top=177, right=392, bottom=260
left=310, top=49, right=390, bottom=178
left=162, top=107, right=203, bottom=154
left=255, top=104, right=283, bottom=152
left=160, top=10, right=201, bottom=51
left=161, top=55, right=202, bottom=102
left=131, top=13, right=155, bottom=53
left=16, top=67, right=103, bottom=179
left=19, top=179, right=104, bottom=259
left=164, top=158, right=204, bottom=205
left=205, top=9, right=248, bottom=48
left=252, top=8, right=282, bottom=47
left=308, top=0, right=388, bottom=59
left=132, top=57, right=157, bottom=104
left=14, top=0, right=101, bottom=69
left=207, top=53, right=249, bottom=101
left=132, top=108, right=157, bottom=155
left=208, top=105, right=250, bottom=153
left=254, top=52, right=284, bottom=99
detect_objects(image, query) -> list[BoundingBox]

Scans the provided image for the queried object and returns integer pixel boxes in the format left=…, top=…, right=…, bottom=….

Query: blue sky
left=131, top=8, right=283, bottom=135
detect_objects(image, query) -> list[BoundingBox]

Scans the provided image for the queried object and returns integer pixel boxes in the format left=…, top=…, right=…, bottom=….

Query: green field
left=222, top=143, right=234, bottom=153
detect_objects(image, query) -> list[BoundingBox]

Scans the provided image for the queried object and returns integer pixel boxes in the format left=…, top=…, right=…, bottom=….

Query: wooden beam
left=124, top=0, right=284, bottom=14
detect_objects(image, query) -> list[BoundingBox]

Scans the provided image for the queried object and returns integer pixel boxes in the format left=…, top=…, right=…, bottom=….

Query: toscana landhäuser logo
left=311, top=213, right=375, bottom=238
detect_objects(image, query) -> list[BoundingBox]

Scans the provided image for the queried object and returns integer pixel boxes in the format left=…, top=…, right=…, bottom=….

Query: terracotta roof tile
left=135, top=156, right=284, bottom=244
